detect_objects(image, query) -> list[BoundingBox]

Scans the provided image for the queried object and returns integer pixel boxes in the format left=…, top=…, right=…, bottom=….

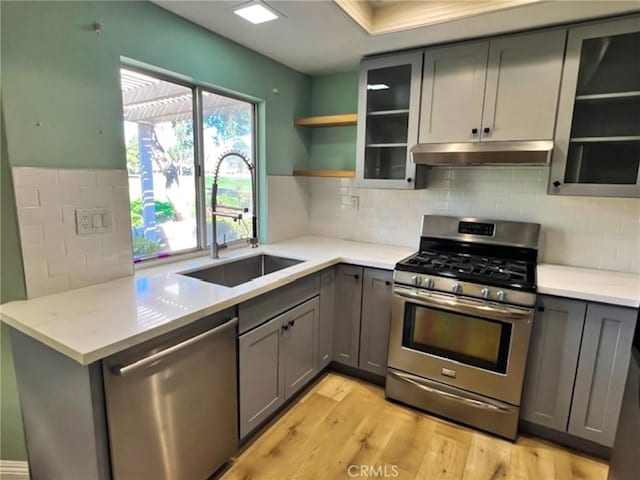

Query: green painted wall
left=1, top=107, right=28, bottom=461
left=1, top=0, right=313, bottom=461
left=308, top=72, right=358, bottom=171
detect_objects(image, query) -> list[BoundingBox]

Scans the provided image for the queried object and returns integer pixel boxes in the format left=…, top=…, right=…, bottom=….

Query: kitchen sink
left=181, top=254, right=304, bottom=287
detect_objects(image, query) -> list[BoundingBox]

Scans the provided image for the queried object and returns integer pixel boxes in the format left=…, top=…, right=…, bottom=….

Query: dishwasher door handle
left=112, top=317, right=238, bottom=376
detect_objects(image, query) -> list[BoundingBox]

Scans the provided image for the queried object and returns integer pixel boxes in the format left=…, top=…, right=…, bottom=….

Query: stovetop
left=396, top=248, right=537, bottom=292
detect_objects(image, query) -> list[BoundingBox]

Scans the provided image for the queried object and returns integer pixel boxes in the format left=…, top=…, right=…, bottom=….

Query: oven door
left=388, top=285, right=534, bottom=405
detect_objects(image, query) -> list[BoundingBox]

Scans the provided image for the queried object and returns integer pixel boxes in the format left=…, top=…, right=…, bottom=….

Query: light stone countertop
left=0, top=236, right=414, bottom=365
left=1, top=236, right=638, bottom=366
left=537, top=264, right=639, bottom=308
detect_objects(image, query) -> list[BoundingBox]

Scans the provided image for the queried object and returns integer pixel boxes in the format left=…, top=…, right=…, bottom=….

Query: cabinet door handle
left=281, top=324, right=289, bottom=332
left=288, top=319, right=295, bottom=328
left=483, top=127, right=490, bottom=134
left=553, top=180, right=561, bottom=188
left=385, top=281, right=391, bottom=286
left=353, top=274, right=360, bottom=280
left=406, top=178, right=413, bottom=184
left=471, top=128, right=478, bottom=135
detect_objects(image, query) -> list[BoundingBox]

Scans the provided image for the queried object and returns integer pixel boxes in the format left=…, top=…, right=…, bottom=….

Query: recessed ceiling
left=335, top=0, right=542, bottom=35
left=154, top=1, right=640, bottom=75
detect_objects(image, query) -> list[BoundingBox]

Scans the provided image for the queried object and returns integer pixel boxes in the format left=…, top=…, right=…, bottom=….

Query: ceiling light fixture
left=367, top=84, right=390, bottom=91
left=233, top=1, right=279, bottom=24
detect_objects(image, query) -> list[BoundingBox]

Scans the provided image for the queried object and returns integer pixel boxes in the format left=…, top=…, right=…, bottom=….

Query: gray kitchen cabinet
left=239, top=312, right=285, bottom=438
left=283, top=297, right=319, bottom=399
left=318, top=267, right=336, bottom=369
left=333, top=265, right=394, bottom=377
left=521, top=295, right=638, bottom=448
left=481, top=29, right=566, bottom=142
left=420, top=41, right=488, bottom=143
left=521, top=296, right=586, bottom=431
left=568, top=303, right=637, bottom=446
left=332, top=265, right=364, bottom=367
left=239, top=295, right=320, bottom=438
left=419, top=29, right=565, bottom=144
left=359, top=269, right=394, bottom=376
left=549, top=15, right=640, bottom=197
left=356, top=51, right=426, bottom=189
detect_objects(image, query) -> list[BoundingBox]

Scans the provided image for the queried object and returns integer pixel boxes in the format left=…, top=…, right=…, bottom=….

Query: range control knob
left=480, top=288, right=491, bottom=299
left=410, top=275, right=421, bottom=286
left=452, top=283, right=463, bottom=294
left=496, top=291, right=506, bottom=301
left=423, top=278, right=434, bottom=289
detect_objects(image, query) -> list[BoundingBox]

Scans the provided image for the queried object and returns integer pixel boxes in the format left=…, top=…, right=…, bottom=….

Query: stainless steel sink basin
left=181, top=254, right=304, bottom=287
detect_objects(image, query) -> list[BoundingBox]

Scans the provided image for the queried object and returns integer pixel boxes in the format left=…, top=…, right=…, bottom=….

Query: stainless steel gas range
left=386, top=215, right=540, bottom=440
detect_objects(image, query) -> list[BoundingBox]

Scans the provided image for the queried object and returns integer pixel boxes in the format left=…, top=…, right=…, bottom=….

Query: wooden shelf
left=292, top=169, right=356, bottom=178
left=294, top=114, right=357, bottom=127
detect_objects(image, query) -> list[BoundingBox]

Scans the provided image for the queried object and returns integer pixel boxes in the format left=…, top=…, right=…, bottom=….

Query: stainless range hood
left=411, top=141, right=553, bottom=166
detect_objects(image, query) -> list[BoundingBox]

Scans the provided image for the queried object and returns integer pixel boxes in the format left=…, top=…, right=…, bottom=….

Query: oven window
left=402, top=303, right=511, bottom=373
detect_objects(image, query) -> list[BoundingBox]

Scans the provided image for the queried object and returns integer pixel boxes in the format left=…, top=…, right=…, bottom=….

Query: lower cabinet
left=239, top=296, right=319, bottom=438
left=318, top=267, right=336, bottom=369
left=520, top=296, right=586, bottom=430
left=568, top=303, right=637, bottom=446
left=359, top=268, right=394, bottom=376
left=521, top=295, right=638, bottom=447
left=333, top=265, right=394, bottom=376
left=332, top=265, right=363, bottom=367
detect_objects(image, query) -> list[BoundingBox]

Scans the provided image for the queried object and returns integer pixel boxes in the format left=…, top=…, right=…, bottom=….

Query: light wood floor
left=222, top=373, right=608, bottom=480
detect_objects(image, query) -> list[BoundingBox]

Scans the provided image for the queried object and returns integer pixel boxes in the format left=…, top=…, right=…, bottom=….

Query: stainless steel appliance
left=386, top=215, right=540, bottom=440
left=103, top=313, right=238, bottom=479
left=608, top=323, right=639, bottom=480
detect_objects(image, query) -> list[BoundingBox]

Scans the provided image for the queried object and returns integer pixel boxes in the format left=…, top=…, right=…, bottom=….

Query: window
left=120, top=67, right=256, bottom=261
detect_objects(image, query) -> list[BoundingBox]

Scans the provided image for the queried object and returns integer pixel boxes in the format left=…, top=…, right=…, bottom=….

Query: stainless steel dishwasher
left=103, top=311, right=238, bottom=480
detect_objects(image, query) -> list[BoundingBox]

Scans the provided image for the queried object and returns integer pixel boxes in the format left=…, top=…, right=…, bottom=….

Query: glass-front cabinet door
left=356, top=52, right=425, bottom=189
left=550, top=16, right=640, bottom=197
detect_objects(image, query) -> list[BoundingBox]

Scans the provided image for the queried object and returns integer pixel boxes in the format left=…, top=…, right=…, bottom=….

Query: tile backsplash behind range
left=307, top=167, right=640, bottom=273
left=12, top=167, right=133, bottom=298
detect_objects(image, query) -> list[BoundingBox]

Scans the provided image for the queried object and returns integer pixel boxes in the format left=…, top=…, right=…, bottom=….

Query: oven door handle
left=389, top=370, right=513, bottom=413
left=394, top=286, right=533, bottom=321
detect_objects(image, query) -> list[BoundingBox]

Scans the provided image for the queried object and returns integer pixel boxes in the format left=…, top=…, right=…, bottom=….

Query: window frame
left=120, top=63, right=258, bottom=263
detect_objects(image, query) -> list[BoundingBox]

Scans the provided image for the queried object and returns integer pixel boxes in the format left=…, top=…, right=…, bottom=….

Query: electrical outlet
left=76, top=209, right=92, bottom=234
left=76, top=208, right=113, bottom=235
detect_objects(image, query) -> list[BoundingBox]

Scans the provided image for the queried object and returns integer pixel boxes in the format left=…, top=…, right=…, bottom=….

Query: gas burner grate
left=403, top=250, right=531, bottom=284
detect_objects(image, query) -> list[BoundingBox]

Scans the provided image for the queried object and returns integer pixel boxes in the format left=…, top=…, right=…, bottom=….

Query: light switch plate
left=76, top=208, right=112, bottom=235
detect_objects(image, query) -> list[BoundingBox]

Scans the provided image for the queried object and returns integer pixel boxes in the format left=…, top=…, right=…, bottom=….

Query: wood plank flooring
left=222, top=373, right=608, bottom=480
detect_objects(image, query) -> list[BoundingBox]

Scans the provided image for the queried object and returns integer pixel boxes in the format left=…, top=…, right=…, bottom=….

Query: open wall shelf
left=294, top=114, right=357, bottom=127
left=292, top=170, right=355, bottom=178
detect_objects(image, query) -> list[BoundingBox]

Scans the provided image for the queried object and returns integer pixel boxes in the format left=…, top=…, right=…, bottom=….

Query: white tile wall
left=267, top=175, right=311, bottom=243
left=12, top=167, right=134, bottom=298
left=306, top=167, right=640, bottom=273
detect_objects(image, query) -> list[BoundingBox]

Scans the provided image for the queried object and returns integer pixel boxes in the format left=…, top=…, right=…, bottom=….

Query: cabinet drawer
left=239, top=274, right=320, bottom=334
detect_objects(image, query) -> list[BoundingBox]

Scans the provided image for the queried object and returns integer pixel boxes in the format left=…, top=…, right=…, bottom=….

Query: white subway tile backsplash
left=48, top=256, right=87, bottom=276
left=38, top=186, right=80, bottom=206
left=79, top=186, right=114, bottom=205
left=15, top=187, right=39, bottom=207
left=13, top=168, right=58, bottom=187
left=307, top=168, right=640, bottom=273
left=17, top=206, right=63, bottom=225
left=12, top=167, right=133, bottom=299
left=19, top=225, right=44, bottom=245
left=58, top=170, right=96, bottom=186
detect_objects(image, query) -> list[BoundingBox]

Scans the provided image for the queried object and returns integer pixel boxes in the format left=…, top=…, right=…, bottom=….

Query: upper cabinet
left=355, top=52, right=426, bottom=189
left=549, top=16, right=640, bottom=197
left=420, top=29, right=566, bottom=144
